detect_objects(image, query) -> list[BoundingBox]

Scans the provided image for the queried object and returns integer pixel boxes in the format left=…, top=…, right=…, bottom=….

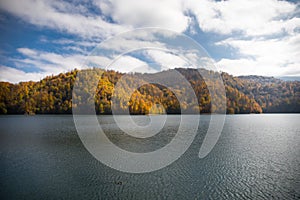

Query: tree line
left=0, top=68, right=299, bottom=115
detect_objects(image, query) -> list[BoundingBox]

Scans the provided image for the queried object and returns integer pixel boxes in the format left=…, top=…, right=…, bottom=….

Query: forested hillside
left=0, top=68, right=299, bottom=114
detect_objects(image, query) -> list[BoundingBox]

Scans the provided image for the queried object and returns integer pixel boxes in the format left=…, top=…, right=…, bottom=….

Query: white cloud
left=4, top=0, right=295, bottom=38
left=108, top=55, right=149, bottom=72
left=182, top=0, right=300, bottom=77
left=0, top=65, right=47, bottom=83
left=144, top=50, right=190, bottom=69
left=217, top=35, right=300, bottom=62
left=216, top=34, right=300, bottom=76
left=217, top=58, right=265, bottom=76
left=1, top=0, right=298, bottom=40
left=185, top=0, right=298, bottom=36
left=99, top=36, right=166, bottom=52
left=94, top=0, right=190, bottom=33
left=1, top=0, right=300, bottom=81
left=0, top=0, right=128, bottom=39
left=0, top=48, right=87, bottom=82
left=17, top=48, right=38, bottom=56
left=15, top=48, right=85, bottom=71
left=217, top=58, right=300, bottom=77
left=86, top=54, right=149, bottom=73
left=0, top=47, right=152, bottom=82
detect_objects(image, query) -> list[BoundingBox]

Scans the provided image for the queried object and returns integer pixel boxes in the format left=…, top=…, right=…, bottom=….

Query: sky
left=0, top=0, right=299, bottom=83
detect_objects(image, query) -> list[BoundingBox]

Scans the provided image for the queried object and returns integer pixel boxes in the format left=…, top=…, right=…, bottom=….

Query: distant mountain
left=277, top=76, right=300, bottom=82
left=0, top=68, right=299, bottom=114
left=238, top=75, right=282, bottom=84
left=236, top=75, right=300, bottom=113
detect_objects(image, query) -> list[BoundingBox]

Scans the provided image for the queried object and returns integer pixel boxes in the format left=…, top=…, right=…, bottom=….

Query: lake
left=0, top=114, right=299, bottom=199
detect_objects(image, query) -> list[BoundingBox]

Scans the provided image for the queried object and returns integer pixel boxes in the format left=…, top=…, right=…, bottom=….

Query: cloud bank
left=0, top=0, right=299, bottom=82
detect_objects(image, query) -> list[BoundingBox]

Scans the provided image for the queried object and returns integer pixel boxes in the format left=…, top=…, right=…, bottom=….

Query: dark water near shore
left=0, top=114, right=299, bottom=199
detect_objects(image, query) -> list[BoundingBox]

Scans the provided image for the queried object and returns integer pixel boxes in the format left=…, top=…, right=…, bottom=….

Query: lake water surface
left=0, top=114, right=299, bottom=199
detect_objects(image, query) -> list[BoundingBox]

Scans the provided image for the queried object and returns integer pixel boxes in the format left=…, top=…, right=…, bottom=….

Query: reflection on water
left=0, top=114, right=299, bottom=199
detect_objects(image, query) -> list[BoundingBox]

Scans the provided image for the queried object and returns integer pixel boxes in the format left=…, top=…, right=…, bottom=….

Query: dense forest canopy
left=0, top=68, right=299, bottom=115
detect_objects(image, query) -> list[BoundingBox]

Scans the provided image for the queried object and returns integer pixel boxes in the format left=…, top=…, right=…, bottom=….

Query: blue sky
left=0, top=0, right=299, bottom=83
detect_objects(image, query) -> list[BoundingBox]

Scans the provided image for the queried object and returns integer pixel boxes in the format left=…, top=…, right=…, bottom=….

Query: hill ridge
left=0, top=68, right=299, bottom=114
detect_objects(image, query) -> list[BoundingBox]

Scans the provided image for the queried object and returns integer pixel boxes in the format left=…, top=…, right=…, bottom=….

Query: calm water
left=0, top=114, right=299, bottom=199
